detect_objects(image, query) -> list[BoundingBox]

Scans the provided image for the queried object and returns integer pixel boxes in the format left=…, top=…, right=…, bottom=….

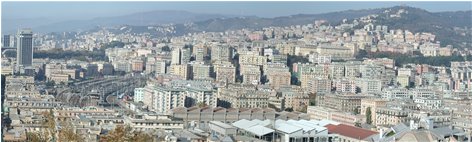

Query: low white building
left=414, top=97, right=442, bottom=110
left=124, top=114, right=184, bottom=132
left=231, top=119, right=329, bottom=142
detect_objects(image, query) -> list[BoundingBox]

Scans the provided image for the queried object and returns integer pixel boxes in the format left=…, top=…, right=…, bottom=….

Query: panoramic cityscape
left=1, top=1, right=472, bottom=142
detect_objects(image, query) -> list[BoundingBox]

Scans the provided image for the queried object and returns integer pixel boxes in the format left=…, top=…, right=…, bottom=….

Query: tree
left=26, top=110, right=57, bottom=142
left=355, top=87, right=362, bottom=94
left=27, top=132, right=46, bottom=142
left=297, top=105, right=307, bottom=113
left=355, top=122, right=362, bottom=127
left=366, top=107, right=373, bottom=125
left=127, top=131, right=153, bottom=142
left=353, top=107, right=360, bottom=115
left=284, top=108, right=294, bottom=112
left=308, top=93, right=317, bottom=106
left=197, top=102, right=208, bottom=108
left=355, top=49, right=368, bottom=59
left=58, top=121, right=83, bottom=142
left=100, top=125, right=127, bottom=142
left=100, top=125, right=152, bottom=142
left=161, top=46, right=171, bottom=52
left=46, top=80, right=56, bottom=87
left=407, top=82, right=416, bottom=89
left=44, top=109, right=57, bottom=141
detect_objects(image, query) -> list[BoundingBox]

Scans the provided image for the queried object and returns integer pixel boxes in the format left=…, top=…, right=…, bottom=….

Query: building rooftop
left=325, top=124, right=378, bottom=140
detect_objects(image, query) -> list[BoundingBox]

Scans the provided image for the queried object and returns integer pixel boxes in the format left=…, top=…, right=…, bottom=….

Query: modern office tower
left=2, top=34, right=15, bottom=48
left=16, top=29, right=33, bottom=71
left=3, top=35, right=10, bottom=47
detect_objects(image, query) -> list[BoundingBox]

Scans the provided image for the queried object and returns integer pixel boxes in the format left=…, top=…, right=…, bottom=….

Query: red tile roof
left=325, top=124, right=378, bottom=140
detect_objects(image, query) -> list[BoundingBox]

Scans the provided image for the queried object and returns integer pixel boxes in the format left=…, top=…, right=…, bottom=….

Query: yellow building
left=361, top=98, right=388, bottom=125
left=170, top=64, right=191, bottom=80
left=267, top=71, right=291, bottom=89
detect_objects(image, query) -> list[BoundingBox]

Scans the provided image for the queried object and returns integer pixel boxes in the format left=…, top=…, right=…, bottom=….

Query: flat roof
left=210, top=121, right=234, bottom=129
left=245, top=125, right=274, bottom=136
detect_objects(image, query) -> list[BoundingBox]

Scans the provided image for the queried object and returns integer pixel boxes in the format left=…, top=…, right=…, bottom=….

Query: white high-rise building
left=171, top=48, right=181, bottom=65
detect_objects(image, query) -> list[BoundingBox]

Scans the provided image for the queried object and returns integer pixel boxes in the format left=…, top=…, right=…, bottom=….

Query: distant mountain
left=187, top=8, right=387, bottom=32
left=100, top=8, right=389, bottom=38
left=373, top=6, right=472, bottom=48
left=5, top=6, right=470, bottom=48
left=1, top=17, right=62, bottom=34
left=183, top=6, right=471, bottom=48
left=2, top=10, right=233, bottom=34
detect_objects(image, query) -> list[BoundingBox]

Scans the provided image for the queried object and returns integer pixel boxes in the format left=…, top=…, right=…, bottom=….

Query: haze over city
left=2, top=1, right=472, bottom=34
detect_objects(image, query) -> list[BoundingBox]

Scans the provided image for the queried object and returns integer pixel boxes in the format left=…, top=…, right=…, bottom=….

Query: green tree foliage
left=361, top=51, right=471, bottom=67
left=287, top=55, right=309, bottom=68
left=308, top=93, right=317, bottom=106
left=366, top=107, right=372, bottom=125
left=355, top=122, right=362, bottom=127
left=284, top=107, right=294, bottom=112
left=197, top=102, right=208, bottom=108
left=33, top=48, right=107, bottom=61
left=161, top=46, right=171, bottom=52
left=102, top=41, right=125, bottom=48
left=287, top=55, right=309, bottom=85
left=46, top=80, right=56, bottom=87
left=353, top=107, right=360, bottom=115
left=355, top=49, right=368, bottom=59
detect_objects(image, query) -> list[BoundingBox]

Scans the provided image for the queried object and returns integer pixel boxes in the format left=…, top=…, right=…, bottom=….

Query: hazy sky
left=3, top=1, right=472, bottom=20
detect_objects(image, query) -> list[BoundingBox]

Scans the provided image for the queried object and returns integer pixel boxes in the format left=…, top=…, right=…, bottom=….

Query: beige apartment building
left=170, top=64, right=191, bottom=80
left=266, top=70, right=291, bottom=89
left=192, top=63, right=211, bottom=80
left=316, top=93, right=372, bottom=113
left=307, top=106, right=363, bottom=126
left=375, top=107, right=411, bottom=126
left=214, top=64, right=236, bottom=84
left=360, top=98, right=388, bottom=125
